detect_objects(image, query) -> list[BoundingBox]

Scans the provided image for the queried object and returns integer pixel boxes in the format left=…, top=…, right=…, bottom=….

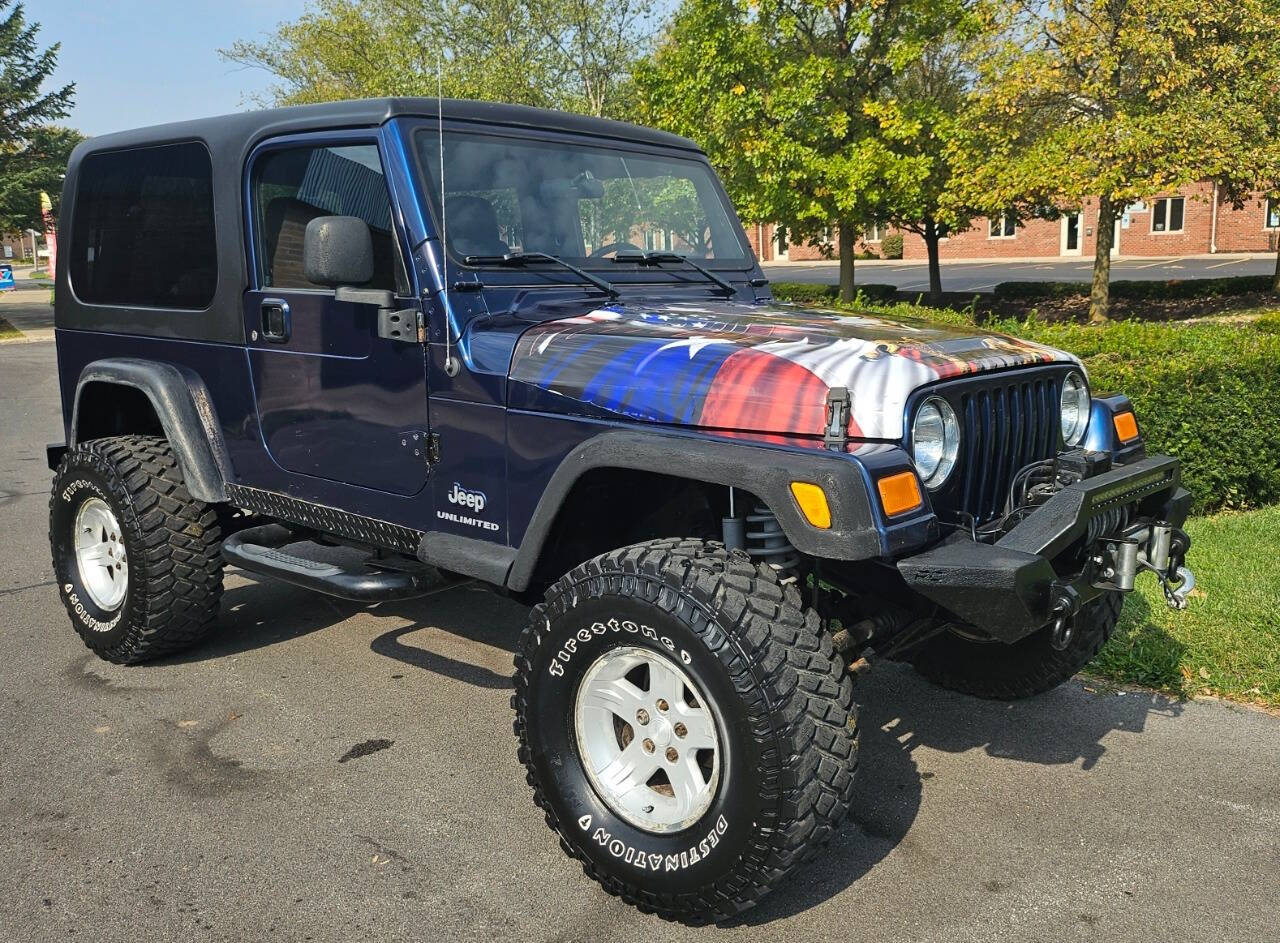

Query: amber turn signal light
left=1113, top=410, right=1140, bottom=443
left=789, top=481, right=832, bottom=529
left=877, top=471, right=923, bottom=517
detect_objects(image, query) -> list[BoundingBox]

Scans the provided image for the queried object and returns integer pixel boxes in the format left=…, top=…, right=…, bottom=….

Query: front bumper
left=897, top=454, right=1193, bottom=643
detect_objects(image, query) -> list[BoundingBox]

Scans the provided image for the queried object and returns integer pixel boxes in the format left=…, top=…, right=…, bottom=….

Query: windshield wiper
left=463, top=251, right=619, bottom=299
left=613, top=251, right=736, bottom=296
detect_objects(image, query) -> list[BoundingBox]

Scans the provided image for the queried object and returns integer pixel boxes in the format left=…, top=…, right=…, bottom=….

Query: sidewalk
left=0, top=269, right=54, bottom=343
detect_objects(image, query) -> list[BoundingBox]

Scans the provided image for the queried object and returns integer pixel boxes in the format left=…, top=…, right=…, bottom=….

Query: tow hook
left=1159, top=565, right=1195, bottom=611
left=1048, top=585, right=1083, bottom=651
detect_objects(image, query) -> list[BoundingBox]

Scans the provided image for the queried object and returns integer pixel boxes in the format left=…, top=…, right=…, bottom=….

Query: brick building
left=750, top=183, right=1280, bottom=262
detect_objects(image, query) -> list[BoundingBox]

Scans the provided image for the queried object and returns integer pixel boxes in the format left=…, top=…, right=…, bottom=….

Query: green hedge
left=993, top=274, right=1276, bottom=301
left=880, top=233, right=904, bottom=259
left=770, top=281, right=897, bottom=304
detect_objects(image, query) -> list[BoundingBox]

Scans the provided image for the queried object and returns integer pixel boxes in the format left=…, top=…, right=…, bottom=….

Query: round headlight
left=1060, top=371, right=1090, bottom=447
left=912, top=396, right=960, bottom=489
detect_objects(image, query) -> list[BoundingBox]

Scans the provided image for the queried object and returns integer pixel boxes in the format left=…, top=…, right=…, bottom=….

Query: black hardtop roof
left=73, top=97, right=701, bottom=158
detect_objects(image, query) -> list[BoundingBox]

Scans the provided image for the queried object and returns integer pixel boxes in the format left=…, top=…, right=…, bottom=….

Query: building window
left=1266, top=198, right=1280, bottom=229
left=1151, top=197, right=1185, bottom=233
left=69, top=142, right=217, bottom=309
left=988, top=213, right=1016, bottom=238
left=865, top=223, right=885, bottom=242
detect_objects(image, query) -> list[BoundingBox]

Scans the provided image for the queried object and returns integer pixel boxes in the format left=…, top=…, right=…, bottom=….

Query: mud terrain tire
left=50, top=435, right=223, bottom=664
left=513, top=538, right=859, bottom=922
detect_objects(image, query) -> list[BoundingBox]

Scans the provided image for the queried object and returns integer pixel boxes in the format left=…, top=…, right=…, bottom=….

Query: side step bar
left=223, top=524, right=433, bottom=602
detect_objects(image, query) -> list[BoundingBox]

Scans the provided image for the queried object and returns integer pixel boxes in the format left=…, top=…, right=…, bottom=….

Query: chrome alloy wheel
left=73, top=497, right=129, bottom=612
left=574, top=646, right=722, bottom=833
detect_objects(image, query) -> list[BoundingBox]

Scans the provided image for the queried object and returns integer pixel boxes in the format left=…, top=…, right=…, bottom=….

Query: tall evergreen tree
left=0, top=1, right=76, bottom=233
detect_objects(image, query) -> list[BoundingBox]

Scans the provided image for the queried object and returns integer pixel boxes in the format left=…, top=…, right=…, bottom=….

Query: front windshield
left=415, top=129, right=750, bottom=267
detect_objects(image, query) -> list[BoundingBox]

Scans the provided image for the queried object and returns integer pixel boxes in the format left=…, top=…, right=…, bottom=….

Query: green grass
left=28, top=269, right=50, bottom=280
left=0, top=316, right=21, bottom=341
left=1089, top=506, right=1280, bottom=709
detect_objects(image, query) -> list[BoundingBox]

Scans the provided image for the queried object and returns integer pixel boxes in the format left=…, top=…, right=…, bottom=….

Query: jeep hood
left=507, top=300, right=1077, bottom=441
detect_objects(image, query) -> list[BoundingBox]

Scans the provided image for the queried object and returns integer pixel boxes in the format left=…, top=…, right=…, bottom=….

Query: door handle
left=261, top=298, right=291, bottom=343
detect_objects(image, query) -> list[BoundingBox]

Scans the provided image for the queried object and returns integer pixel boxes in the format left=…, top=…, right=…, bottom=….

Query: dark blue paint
left=54, top=117, right=936, bottom=564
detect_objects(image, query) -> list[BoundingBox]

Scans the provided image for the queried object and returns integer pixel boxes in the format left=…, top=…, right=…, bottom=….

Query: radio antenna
left=438, top=55, right=459, bottom=377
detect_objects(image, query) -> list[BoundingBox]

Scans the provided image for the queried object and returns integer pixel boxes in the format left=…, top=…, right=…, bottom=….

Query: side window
left=69, top=142, right=217, bottom=309
left=250, top=143, right=404, bottom=292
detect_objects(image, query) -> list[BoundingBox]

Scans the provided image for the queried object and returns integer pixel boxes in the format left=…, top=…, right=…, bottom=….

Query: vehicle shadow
left=173, top=568, right=519, bottom=688
left=173, top=569, right=1187, bottom=925
left=735, top=606, right=1187, bottom=925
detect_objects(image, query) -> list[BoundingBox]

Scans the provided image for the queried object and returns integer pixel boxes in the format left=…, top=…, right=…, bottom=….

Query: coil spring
left=745, top=503, right=800, bottom=582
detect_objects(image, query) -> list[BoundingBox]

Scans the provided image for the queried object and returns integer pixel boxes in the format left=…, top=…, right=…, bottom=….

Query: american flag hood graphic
left=508, top=301, right=1079, bottom=441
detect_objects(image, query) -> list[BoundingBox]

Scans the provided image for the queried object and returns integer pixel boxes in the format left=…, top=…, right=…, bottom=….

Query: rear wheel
left=910, top=592, right=1124, bottom=700
left=513, top=539, right=859, bottom=922
left=49, top=435, right=223, bottom=664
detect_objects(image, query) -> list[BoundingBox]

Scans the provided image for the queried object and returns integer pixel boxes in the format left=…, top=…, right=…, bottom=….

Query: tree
left=0, top=1, right=76, bottom=232
left=221, top=0, right=656, bottom=119
left=874, top=41, right=980, bottom=298
left=0, top=125, right=82, bottom=233
left=952, top=0, right=1280, bottom=322
left=635, top=0, right=971, bottom=301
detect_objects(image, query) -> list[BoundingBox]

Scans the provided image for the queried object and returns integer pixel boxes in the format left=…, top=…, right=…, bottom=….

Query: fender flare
left=505, top=430, right=894, bottom=593
left=71, top=358, right=231, bottom=504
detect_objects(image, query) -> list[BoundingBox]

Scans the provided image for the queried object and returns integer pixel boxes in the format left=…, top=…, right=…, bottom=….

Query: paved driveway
left=2, top=340, right=1278, bottom=942
left=763, top=254, right=1278, bottom=293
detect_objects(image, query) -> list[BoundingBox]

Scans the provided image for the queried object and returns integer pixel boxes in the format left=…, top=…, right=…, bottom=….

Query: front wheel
left=909, top=592, right=1124, bottom=700
left=513, top=539, right=859, bottom=922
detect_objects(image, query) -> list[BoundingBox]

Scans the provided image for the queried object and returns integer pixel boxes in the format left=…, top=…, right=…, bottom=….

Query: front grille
left=927, top=370, right=1065, bottom=525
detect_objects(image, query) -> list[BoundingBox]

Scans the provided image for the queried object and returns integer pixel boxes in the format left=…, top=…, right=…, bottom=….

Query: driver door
left=243, top=135, right=429, bottom=497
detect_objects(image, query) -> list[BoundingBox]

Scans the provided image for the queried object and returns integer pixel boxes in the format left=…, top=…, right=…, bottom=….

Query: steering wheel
left=588, top=241, right=645, bottom=259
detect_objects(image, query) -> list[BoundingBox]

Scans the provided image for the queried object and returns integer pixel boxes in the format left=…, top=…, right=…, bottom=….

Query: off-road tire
left=50, top=435, right=223, bottom=664
left=513, top=538, right=859, bottom=922
left=909, top=591, right=1124, bottom=700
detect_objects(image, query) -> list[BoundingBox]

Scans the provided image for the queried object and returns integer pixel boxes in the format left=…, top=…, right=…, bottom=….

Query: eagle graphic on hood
left=507, top=301, right=1077, bottom=441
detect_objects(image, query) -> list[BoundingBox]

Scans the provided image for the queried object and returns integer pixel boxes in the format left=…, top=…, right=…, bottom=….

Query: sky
left=29, top=0, right=309, bottom=137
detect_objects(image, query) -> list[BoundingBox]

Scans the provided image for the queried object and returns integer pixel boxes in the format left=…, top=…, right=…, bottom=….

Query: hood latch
left=823, top=387, right=851, bottom=450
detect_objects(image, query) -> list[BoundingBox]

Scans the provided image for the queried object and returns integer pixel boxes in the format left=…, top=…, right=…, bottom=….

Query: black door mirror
left=303, top=216, right=374, bottom=287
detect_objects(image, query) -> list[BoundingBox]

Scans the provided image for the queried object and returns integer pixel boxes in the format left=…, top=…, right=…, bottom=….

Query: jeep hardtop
left=46, top=97, right=1194, bottom=921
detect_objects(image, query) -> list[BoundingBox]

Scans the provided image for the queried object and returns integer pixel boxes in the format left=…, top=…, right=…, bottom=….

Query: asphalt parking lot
left=3, top=338, right=1279, bottom=942
left=762, top=253, right=1277, bottom=293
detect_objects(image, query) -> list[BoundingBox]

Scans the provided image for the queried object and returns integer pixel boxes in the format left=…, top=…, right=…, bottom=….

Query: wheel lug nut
left=665, top=747, right=678, bottom=763
left=673, top=722, right=687, bottom=738
left=655, top=698, right=669, bottom=712
left=642, top=738, right=655, bottom=754
left=636, top=709, right=650, bottom=725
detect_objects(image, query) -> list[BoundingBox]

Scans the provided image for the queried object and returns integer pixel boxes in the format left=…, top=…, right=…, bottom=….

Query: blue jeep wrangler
left=46, top=98, right=1193, bottom=920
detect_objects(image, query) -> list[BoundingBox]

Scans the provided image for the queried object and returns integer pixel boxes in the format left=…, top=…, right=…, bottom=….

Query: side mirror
left=303, top=216, right=374, bottom=287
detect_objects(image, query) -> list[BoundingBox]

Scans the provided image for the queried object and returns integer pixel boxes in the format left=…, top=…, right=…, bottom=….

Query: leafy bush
left=769, top=281, right=898, bottom=304
left=880, top=233, right=904, bottom=259
left=993, top=274, right=1276, bottom=301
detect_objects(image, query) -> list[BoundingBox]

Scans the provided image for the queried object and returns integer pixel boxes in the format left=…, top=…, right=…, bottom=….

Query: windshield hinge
left=823, top=387, right=851, bottom=450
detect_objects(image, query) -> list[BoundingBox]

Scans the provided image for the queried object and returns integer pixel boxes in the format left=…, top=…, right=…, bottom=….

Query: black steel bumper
left=897, top=455, right=1192, bottom=643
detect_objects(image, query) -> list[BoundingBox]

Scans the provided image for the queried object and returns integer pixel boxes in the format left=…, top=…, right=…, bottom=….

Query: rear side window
left=250, top=143, right=403, bottom=292
left=69, top=142, right=217, bottom=309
